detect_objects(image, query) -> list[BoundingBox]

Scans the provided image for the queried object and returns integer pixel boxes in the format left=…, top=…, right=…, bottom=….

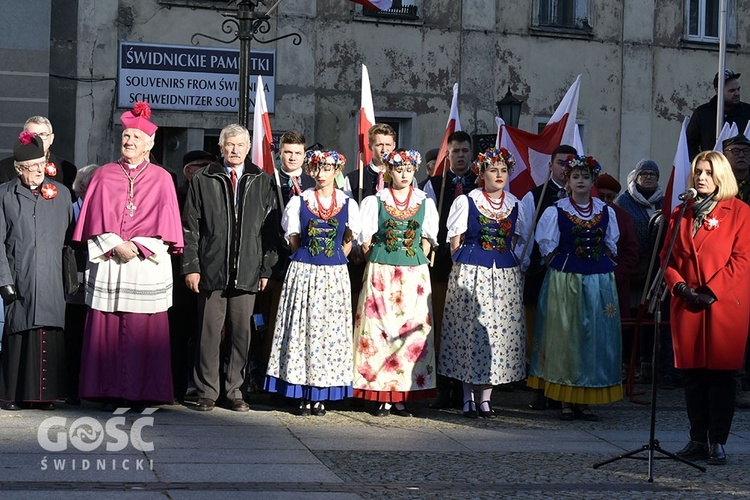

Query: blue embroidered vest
left=452, top=197, right=519, bottom=269
left=291, top=197, right=349, bottom=265
left=549, top=206, right=615, bottom=274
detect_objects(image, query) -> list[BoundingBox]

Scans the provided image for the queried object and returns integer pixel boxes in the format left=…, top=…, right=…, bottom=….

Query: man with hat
left=721, top=133, right=750, bottom=409
left=687, top=69, right=750, bottom=160
left=723, top=134, right=750, bottom=202
left=73, top=101, right=184, bottom=410
left=179, top=150, right=215, bottom=210
left=169, top=149, right=216, bottom=402
left=0, top=132, right=72, bottom=410
left=0, top=116, right=78, bottom=197
left=418, top=148, right=439, bottom=188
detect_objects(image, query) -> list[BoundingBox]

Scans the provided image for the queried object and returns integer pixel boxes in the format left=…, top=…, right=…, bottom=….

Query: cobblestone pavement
left=0, top=383, right=748, bottom=498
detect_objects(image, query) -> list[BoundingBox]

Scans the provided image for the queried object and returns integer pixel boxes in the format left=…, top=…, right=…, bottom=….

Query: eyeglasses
left=725, top=147, right=750, bottom=156
left=36, top=132, right=53, bottom=139
left=391, top=165, right=416, bottom=174
left=17, top=161, right=46, bottom=172
left=638, top=172, right=658, bottom=178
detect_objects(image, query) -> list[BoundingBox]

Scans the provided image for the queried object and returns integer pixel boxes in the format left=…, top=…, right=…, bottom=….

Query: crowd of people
left=1, top=68, right=750, bottom=467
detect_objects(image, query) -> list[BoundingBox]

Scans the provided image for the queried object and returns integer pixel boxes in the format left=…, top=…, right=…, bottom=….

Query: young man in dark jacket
left=182, top=123, right=279, bottom=412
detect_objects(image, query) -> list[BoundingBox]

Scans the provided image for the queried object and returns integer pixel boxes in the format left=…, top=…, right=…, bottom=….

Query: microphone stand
left=593, top=195, right=706, bottom=481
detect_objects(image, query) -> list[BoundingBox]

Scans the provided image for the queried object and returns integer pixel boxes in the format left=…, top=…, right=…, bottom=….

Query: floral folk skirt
left=264, top=261, right=353, bottom=401
left=438, top=262, right=526, bottom=385
left=352, top=262, right=437, bottom=402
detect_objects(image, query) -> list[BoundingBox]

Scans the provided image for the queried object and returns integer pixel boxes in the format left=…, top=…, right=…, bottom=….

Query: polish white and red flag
left=714, top=121, right=738, bottom=152
left=662, top=117, right=692, bottom=216
left=350, top=0, right=393, bottom=10
left=357, top=64, right=376, bottom=168
left=432, top=83, right=461, bottom=177
left=251, top=75, right=275, bottom=175
left=495, top=75, right=583, bottom=198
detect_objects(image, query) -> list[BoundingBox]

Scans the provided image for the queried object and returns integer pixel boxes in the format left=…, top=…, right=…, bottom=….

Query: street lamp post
left=496, top=86, right=523, bottom=128
left=192, top=0, right=301, bottom=128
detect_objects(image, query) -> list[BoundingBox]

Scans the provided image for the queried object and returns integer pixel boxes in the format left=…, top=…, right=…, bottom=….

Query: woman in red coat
left=661, top=150, right=750, bottom=465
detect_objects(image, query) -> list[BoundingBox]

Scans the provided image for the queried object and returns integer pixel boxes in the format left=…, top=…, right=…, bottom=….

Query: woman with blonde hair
left=662, top=150, right=750, bottom=465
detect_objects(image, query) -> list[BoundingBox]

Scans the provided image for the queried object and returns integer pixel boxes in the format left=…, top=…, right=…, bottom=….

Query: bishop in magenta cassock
left=73, top=102, right=183, bottom=408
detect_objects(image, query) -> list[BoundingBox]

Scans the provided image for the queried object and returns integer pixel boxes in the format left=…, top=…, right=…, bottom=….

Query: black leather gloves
left=0, top=284, right=17, bottom=303
left=673, top=282, right=716, bottom=310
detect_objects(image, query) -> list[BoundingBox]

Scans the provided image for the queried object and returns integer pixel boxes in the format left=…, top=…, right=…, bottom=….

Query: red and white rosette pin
left=40, top=184, right=57, bottom=200
left=45, top=162, right=57, bottom=177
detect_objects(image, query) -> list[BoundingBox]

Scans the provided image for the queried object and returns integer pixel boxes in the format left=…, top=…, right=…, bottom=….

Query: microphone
left=678, top=188, right=698, bottom=201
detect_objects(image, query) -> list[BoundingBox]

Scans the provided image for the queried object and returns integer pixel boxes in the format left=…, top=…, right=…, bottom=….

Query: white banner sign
left=118, top=41, right=275, bottom=113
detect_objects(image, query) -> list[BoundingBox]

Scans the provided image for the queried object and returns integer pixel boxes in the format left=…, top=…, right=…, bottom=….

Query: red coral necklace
left=314, top=188, right=336, bottom=220
left=482, top=189, right=506, bottom=212
left=390, top=186, right=413, bottom=210
left=570, top=197, right=594, bottom=217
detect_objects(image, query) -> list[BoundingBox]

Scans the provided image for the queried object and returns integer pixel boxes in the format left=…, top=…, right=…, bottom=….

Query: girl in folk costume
left=528, top=155, right=622, bottom=421
left=352, top=149, right=439, bottom=417
left=265, top=150, right=360, bottom=416
left=438, top=148, right=529, bottom=419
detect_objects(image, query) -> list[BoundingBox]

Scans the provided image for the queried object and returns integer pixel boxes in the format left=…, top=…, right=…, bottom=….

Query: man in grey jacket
left=182, top=123, right=278, bottom=412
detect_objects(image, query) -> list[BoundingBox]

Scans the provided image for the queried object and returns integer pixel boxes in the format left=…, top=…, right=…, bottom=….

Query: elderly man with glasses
left=721, top=133, right=750, bottom=409
left=723, top=134, right=750, bottom=202
left=0, top=116, right=77, bottom=197
left=0, top=132, right=73, bottom=410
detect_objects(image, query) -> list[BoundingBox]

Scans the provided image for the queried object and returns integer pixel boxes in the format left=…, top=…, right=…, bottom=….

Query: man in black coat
left=0, top=116, right=77, bottom=198
left=182, top=123, right=279, bottom=412
left=687, top=69, right=750, bottom=160
left=0, top=132, right=73, bottom=410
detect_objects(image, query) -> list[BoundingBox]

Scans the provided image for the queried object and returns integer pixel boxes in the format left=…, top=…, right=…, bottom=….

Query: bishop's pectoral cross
left=126, top=200, right=137, bottom=217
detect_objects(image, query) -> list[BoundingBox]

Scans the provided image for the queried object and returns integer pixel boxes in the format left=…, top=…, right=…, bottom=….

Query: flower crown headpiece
left=563, top=155, right=601, bottom=177
left=472, top=147, right=516, bottom=176
left=383, top=149, right=421, bottom=168
left=304, top=150, right=346, bottom=170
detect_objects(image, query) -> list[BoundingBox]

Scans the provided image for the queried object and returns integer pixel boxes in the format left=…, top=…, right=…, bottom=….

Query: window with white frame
left=686, top=0, right=736, bottom=43
left=535, top=0, right=589, bottom=30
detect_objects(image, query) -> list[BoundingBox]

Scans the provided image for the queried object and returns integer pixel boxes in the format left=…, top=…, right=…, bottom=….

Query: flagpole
left=518, top=169, right=552, bottom=267
left=716, top=0, right=728, bottom=140
left=431, top=157, right=450, bottom=267
left=358, top=153, right=365, bottom=205
left=271, top=155, right=284, bottom=212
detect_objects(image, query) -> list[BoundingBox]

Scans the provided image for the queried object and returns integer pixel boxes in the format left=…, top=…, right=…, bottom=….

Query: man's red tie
left=376, top=171, right=385, bottom=193
left=230, top=169, right=238, bottom=200
left=454, top=178, right=463, bottom=198
left=291, top=175, right=302, bottom=198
